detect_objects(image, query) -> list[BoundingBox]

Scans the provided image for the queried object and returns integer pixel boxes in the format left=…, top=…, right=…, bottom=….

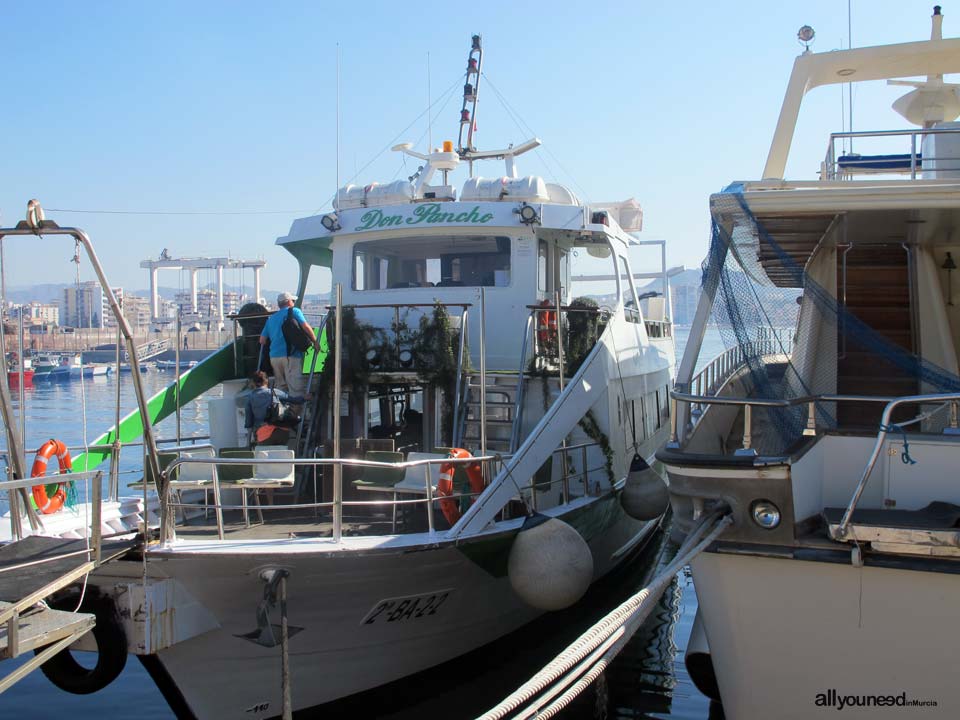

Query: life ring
left=30, top=438, right=71, bottom=514
left=38, top=590, right=128, bottom=694
left=437, top=448, right=485, bottom=526
left=536, top=299, right=558, bottom=349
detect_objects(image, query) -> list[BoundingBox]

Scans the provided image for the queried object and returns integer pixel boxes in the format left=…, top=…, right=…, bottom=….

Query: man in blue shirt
left=259, top=291, right=318, bottom=400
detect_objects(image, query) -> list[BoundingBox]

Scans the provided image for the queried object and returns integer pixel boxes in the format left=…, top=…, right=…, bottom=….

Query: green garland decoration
left=577, top=409, right=615, bottom=485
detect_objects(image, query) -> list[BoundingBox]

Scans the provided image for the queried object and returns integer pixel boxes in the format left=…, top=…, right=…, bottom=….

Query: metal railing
left=834, top=392, right=960, bottom=539
left=669, top=389, right=960, bottom=456
left=508, top=312, right=536, bottom=453
left=0, top=470, right=105, bottom=561
left=684, top=336, right=792, bottom=418
left=645, top=320, right=672, bottom=338
left=158, top=437, right=611, bottom=542
left=821, top=127, right=960, bottom=180
left=163, top=453, right=497, bottom=541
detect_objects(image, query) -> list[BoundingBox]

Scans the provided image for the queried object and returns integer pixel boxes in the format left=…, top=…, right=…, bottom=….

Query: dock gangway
left=0, top=470, right=136, bottom=694
left=126, top=338, right=170, bottom=363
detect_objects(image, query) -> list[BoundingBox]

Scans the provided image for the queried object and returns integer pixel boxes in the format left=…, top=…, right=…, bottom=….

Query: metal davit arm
left=0, top=202, right=166, bottom=540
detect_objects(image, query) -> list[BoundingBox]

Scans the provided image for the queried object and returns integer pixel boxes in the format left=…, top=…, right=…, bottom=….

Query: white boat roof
left=276, top=200, right=636, bottom=249
left=764, top=36, right=960, bottom=180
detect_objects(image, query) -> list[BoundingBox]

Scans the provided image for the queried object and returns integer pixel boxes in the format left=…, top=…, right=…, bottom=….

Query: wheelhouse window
left=353, top=235, right=512, bottom=290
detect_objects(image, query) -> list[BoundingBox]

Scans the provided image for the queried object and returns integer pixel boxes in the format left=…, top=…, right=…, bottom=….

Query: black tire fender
left=37, top=590, right=128, bottom=695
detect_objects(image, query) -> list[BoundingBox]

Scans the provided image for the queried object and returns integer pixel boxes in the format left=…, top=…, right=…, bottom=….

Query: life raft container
left=437, top=448, right=485, bottom=525
left=30, top=438, right=72, bottom=514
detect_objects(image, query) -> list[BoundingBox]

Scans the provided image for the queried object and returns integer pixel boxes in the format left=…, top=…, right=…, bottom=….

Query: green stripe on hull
left=72, top=342, right=240, bottom=472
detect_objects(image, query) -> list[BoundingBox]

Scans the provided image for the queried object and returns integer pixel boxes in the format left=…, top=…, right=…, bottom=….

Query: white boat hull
left=103, top=499, right=653, bottom=718
left=691, top=550, right=958, bottom=719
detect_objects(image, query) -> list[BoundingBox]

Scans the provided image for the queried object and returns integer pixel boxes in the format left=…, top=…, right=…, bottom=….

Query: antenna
left=457, top=34, right=484, bottom=175
left=847, top=0, right=854, bottom=152
left=336, top=43, right=341, bottom=207
left=427, top=52, right=432, bottom=152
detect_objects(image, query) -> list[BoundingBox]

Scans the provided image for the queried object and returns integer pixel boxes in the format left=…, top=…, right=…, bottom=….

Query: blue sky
left=0, top=1, right=949, bottom=296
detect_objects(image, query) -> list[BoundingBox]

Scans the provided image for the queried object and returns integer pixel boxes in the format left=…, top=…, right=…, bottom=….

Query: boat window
left=353, top=236, right=511, bottom=290
left=537, top=240, right=548, bottom=292
left=619, top=256, right=641, bottom=323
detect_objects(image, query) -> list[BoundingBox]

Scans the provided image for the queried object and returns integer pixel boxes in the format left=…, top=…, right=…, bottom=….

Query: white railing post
left=803, top=401, right=817, bottom=436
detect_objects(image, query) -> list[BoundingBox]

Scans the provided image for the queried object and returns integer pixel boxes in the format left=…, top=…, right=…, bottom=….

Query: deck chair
left=170, top=448, right=218, bottom=522
left=232, top=449, right=296, bottom=527
left=352, top=450, right=406, bottom=531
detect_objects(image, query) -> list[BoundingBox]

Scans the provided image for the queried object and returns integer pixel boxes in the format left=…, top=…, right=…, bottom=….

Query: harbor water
left=1, top=327, right=725, bottom=719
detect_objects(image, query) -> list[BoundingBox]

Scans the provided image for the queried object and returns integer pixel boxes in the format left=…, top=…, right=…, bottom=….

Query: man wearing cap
left=259, top=292, right=318, bottom=399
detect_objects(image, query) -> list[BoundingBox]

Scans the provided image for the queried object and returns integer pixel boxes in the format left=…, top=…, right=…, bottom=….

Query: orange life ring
left=31, top=438, right=71, bottom=514
left=437, top=448, right=485, bottom=525
left=536, top=299, right=558, bottom=348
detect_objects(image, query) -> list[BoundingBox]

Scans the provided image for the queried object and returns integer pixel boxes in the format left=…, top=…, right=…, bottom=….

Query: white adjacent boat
left=0, top=38, right=675, bottom=717
left=664, top=7, right=960, bottom=719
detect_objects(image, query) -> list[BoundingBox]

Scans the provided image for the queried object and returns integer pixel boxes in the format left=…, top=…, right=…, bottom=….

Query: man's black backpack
left=281, top=307, right=312, bottom=355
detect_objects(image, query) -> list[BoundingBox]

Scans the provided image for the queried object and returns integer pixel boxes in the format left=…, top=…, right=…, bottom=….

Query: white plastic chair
left=171, top=448, right=218, bottom=522
left=235, top=449, right=296, bottom=526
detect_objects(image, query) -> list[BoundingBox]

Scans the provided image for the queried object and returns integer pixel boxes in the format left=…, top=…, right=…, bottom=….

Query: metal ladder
left=458, top=374, right=521, bottom=454
left=295, top=315, right=330, bottom=458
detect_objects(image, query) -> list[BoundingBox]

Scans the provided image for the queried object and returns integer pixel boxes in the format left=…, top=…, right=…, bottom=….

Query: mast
left=457, top=35, right=483, bottom=176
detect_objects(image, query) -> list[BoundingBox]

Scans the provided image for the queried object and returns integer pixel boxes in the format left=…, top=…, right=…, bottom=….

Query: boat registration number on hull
left=361, top=589, right=453, bottom=626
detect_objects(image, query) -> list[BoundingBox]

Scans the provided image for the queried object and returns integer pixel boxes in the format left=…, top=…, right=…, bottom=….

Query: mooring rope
left=477, top=510, right=732, bottom=720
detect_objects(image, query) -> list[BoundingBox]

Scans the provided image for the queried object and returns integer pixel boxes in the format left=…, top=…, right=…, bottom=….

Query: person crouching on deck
left=245, top=371, right=304, bottom=445
left=259, top=291, right=318, bottom=401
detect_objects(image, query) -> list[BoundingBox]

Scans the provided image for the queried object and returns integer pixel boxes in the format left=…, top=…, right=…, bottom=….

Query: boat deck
left=173, top=508, right=425, bottom=542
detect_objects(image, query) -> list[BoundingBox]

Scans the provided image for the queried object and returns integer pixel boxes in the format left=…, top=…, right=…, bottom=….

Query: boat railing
left=685, top=333, right=793, bottom=422
left=644, top=319, right=672, bottom=338
left=834, top=391, right=960, bottom=539
left=159, top=439, right=609, bottom=542
left=669, top=389, right=960, bottom=456
left=821, top=126, right=960, bottom=180
left=507, top=311, right=536, bottom=453
left=0, top=470, right=106, bottom=563
left=0, top=435, right=211, bottom=460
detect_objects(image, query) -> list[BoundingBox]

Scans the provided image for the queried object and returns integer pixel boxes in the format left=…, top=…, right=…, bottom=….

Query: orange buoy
left=31, top=438, right=72, bottom=514
left=436, top=448, right=485, bottom=525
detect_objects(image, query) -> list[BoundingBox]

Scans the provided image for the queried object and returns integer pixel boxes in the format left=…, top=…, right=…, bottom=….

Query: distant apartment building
left=13, top=302, right=60, bottom=327
left=61, top=281, right=123, bottom=329
left=175, top=289, right=246, bottom=322
left=671, top=284, right=700, bottom=326
left=122, top=295, right=153, bottom=330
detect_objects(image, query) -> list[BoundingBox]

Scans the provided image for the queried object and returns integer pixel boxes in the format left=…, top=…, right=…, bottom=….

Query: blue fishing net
left=697, top=186, right=960, bottom=455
